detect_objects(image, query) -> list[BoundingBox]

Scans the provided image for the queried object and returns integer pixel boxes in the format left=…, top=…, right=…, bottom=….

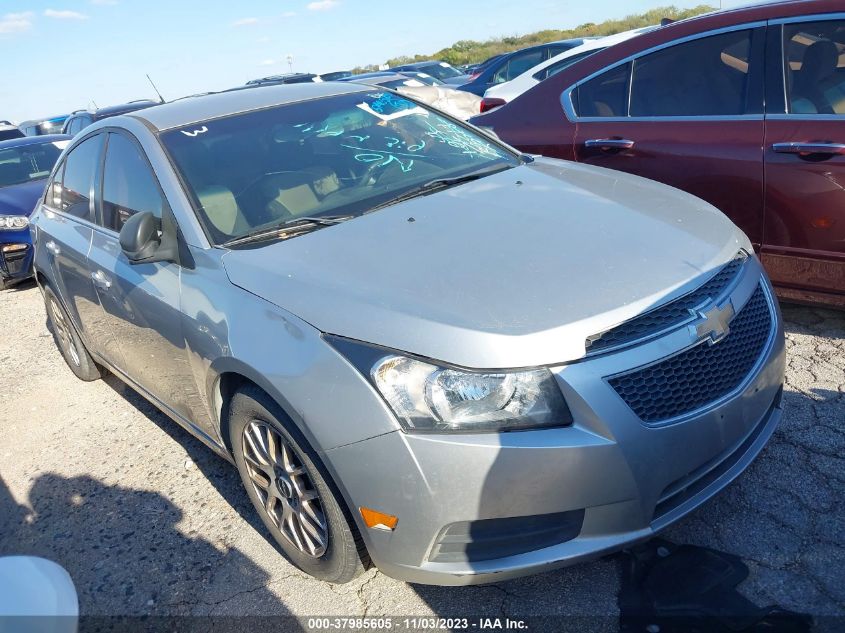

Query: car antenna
left=147, top=74, right=166, bottom=104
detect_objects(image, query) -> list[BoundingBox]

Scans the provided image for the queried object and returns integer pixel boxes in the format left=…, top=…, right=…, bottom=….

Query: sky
left=2, top=0, right=748, bottom=123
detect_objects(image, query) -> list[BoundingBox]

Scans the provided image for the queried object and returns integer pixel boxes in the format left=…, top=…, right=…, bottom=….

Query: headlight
left=0, top=216, right=29, bottom=230
left=326, top=336, right=572, bottom=433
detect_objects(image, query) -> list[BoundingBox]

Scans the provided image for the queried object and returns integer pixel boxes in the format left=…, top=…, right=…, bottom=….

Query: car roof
left=129, top=82, right=369, bottom=132
left=0, top=134, right=71, bottom=150
left=18, top=115, right=68, bottom=127
left=94, top=100, right=159, bottom=118
left=338, top=71, right=398, bottom=80
left=522, top=26, right=657, bottom=76
left=395, top=61, right=446, bottom=69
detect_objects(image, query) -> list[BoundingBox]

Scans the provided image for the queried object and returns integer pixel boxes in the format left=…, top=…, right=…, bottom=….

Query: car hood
left=0, top=180, right=47, bottom=217
left=223, top=159, right=749, bottom=368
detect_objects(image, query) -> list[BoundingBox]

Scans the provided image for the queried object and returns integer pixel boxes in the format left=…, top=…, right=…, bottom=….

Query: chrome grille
left=586, top=254, right=747, bottom=355
left=607, top=284, right=772, bottom=424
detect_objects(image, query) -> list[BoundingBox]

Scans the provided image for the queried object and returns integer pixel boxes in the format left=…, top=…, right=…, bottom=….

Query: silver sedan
left=31, top=82, right=785, bottom=585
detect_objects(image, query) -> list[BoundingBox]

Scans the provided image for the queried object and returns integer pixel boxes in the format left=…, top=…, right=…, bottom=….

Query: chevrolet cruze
left=31, top=83, right=785, bottom=585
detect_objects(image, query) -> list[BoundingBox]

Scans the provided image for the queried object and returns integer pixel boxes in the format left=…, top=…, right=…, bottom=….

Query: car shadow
left=0, top=472, right=304, bottom=631
left=99, top=373, right=267, bottom=538
left=780, top=301, right=845, bottom=337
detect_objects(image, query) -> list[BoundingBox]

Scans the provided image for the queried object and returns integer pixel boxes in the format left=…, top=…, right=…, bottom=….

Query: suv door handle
left=772, top=142, right=845, bottom=155
left=91, top=270, right=112, bottom=290
left=584, top=138, right=635, bottom=151
left=45, top=241, right=60, bottom=256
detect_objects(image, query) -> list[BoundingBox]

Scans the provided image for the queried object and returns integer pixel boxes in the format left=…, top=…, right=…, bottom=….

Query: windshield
left=161, top=91, right=517, bottom=244
left=0, top=140, right=66, bottom=189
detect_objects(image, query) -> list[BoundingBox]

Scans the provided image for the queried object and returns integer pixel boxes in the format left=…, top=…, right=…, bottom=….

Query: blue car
left=0, top=135, right=70, bottom=289
left=456, top=39, right=586, bottom=96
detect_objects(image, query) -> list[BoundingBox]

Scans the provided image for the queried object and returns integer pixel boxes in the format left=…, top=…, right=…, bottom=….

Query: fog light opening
left=360, top=507, right=398, bottom=531
left=1, top=244, right=27, bottom=253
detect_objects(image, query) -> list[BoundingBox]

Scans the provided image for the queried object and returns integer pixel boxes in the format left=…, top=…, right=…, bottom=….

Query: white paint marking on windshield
left=180, top=126, right=209, bottom=137
left=356, top=102, right=427, bottom=122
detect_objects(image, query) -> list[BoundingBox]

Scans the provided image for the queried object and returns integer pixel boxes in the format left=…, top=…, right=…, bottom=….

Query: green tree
left=375, top=5, right=714, bottom=72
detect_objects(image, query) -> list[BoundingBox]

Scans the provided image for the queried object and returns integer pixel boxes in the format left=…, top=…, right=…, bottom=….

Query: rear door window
left=58, top=134, right=104, bottom=220
left=629, top=30, right=756, bottom=117
left=783, top=19, right=845, bottom=115
left=575, top=62, right=631, bottom=117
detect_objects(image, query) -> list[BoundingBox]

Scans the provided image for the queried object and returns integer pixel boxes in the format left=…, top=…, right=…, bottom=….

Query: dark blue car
left=457, top=38, right=586, bottom=96
left=0, top=134, right=70, bottom=289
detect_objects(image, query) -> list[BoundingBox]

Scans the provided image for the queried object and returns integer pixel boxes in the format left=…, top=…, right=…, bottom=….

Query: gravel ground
left=1, top=281, right=843, bottom=628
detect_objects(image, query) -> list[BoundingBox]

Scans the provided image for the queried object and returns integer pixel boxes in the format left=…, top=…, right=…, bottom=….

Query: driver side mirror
left=119, top=211, right=177, bottom=265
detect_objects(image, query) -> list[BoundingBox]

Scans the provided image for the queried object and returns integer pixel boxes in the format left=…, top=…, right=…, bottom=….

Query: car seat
left=791, top=40, right=839, bottom=114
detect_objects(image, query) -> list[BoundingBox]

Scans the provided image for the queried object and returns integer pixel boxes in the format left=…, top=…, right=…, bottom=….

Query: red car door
left=570, top=26, right=767, bottom=249
left=762, top=17, right=845, bottom=306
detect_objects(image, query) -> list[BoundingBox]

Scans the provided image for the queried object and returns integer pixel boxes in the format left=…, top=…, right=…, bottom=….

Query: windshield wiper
left=367, top=162, right=515, bottom=214
left=222, top=215, right=354, bottom=247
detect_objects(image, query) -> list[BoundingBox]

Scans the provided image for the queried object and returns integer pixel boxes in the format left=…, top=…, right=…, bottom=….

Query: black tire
left=229, top=385, right=367, bottom=583
left=0, top=278, right=6, bottom=291
left=43, top=284, right=101, bottom=382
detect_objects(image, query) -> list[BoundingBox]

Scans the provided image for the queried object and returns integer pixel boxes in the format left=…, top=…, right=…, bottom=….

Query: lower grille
left=428, top=510, right=585, bottom=563
left=608, top=284, right=773, bottom=423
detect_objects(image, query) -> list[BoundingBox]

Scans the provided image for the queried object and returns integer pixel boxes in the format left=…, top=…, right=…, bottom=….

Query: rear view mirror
left=119, top=211, right=161, bottom=262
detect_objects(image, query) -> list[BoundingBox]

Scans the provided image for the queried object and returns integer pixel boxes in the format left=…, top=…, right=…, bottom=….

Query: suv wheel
left=43, top=285, right=101, bottom=381
left=230, top=385, right=367, bottom=583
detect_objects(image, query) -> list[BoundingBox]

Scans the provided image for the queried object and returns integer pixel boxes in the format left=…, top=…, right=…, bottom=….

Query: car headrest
left=799, top=40, right=839, bottom=85
left=197, top=186, right=246, bottom=236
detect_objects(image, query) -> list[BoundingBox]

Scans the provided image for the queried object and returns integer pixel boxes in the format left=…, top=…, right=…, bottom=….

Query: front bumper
left=323, top=259, right=786, bottom=585
left=0, top=228, right=34, bottom=284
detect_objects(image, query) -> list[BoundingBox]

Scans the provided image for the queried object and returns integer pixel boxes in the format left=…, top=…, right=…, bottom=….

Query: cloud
left=259, top=59, right=276, bottom=66
left=44, top=9, right=89, bottom=20
left=232, top=17, right=259, bottom=26
left=307, top=0, right=338, bottom=11
left=90, top=0, right=118, bottom=5
left=0, top=11, right=33, bottom=34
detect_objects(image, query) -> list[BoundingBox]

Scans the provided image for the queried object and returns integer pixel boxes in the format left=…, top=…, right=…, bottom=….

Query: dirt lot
left=1, top=280, right=843, bottom=626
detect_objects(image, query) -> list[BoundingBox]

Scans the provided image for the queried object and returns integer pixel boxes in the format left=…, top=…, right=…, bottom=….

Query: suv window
left=493, top=50, right=544, bottom=84
left=629, top=30, right=754, bottom=117
left=101, top=133, right=165, bottom=232
left=575, top=62, right=631, bottom=117
left=58, top=134, right=103, bottom=220
left=783, top=20, right=845, bottom=115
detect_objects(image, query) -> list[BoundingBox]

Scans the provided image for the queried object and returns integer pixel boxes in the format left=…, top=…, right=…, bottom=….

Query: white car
left=482, top=26, right=657, bottom=109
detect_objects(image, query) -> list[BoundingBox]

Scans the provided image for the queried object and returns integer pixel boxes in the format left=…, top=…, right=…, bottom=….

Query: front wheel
left=229, top=385, right=367, bottom=583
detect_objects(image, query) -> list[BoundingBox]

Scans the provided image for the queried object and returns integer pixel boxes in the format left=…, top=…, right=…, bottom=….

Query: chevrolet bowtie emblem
left=691, top=301, right=735, bottom=344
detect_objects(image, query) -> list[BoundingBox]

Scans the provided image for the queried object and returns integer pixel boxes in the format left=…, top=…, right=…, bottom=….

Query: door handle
left=772, top=142, right=845, bottom=156
left=91, top=270, right=112, bottom=290
left=45, top=241, right=60, bottom=256
left=584, top=138, right=635, bottom=151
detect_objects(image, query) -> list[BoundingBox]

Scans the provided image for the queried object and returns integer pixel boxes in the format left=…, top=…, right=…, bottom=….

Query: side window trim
left=561, top=20, right=768, bottom=122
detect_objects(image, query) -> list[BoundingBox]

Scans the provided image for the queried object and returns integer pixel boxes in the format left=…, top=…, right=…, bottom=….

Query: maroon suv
left=472, top=0, right=845, bottom=308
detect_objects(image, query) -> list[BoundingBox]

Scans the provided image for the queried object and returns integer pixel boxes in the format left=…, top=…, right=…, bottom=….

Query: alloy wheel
left=241, top=420, right=329, bottom=558
left=49, top=296, right=81, bottom=367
